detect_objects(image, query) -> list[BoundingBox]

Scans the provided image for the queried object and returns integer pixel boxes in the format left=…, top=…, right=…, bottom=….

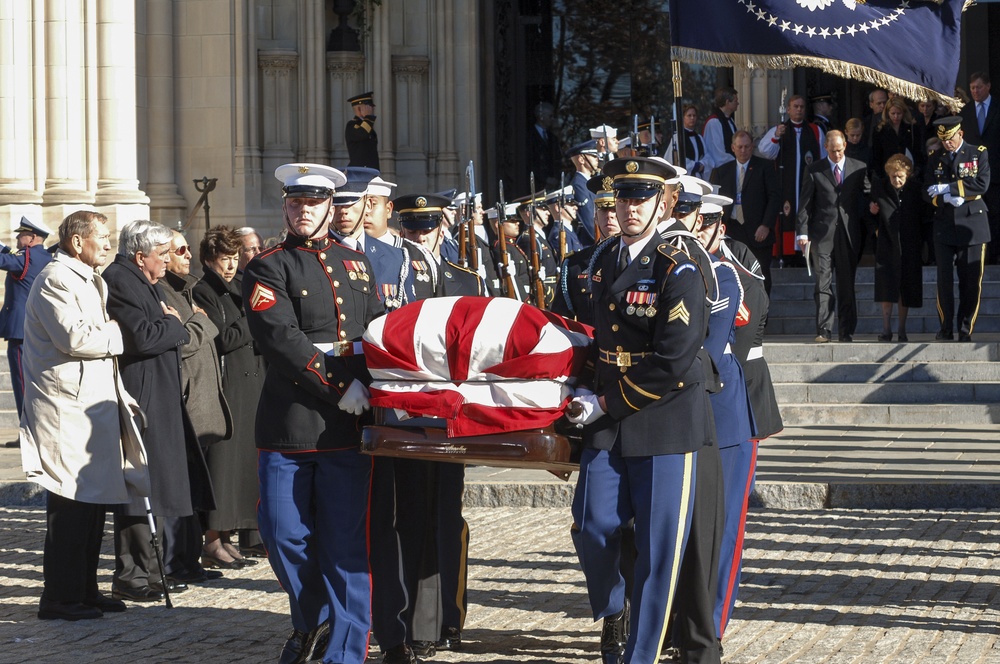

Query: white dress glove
left=927, top=184, right=949, bottom=196
left=338, top=379, right=371, bottom=416
left=538, top=266, right=547, bottom=280
left=567, top=394, right=605, bottom=426
left=504, top=260, right=517, bottom=277
left=947, top=195, right=964, bottom=207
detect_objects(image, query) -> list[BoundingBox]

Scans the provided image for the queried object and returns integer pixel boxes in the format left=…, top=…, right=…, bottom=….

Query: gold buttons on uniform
left=609, top=303, right=616, bottom=311
left=326, top=266, right=333, bottom=273
left=333, top=280, right=340, bottom=287
left=320, top=253, right=326, bottom=260
left=616, top=345, right=623, bottom=351
left=612, top=324, right=619, bottom=332
left=301, top=289, right=308, bottom=296
left=339, top=314, right=346, bottom=321
left=313, top=362, right=320, bottom=369
left=339, top=382, right=345, bottom=388
left=340, top=330, right=347, bottom=338
left=336, top=297, right=343, bottom=304
left=363, top=286, right=368, bottom=292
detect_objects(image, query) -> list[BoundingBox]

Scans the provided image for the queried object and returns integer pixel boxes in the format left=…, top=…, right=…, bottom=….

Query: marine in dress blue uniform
left=0, top=217, right=53, bottom=440
left=923, top=116, right=992, bottom=341
left=243, top=163, right=384, bottom=664
left=567, top=157, right=714, bottom=664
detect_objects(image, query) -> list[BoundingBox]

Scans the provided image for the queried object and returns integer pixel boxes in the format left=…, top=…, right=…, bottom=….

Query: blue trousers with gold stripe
left=572, top=445, right=697, bottom=664
left=258, top=449, right=372, bottom=664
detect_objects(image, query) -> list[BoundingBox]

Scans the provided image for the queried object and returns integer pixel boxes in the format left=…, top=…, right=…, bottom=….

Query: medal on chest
left=625, top=289, right=657, bottom=317
left=343, top=260, right=370, bottom=282
left=411, top=260, right=431, bottom=282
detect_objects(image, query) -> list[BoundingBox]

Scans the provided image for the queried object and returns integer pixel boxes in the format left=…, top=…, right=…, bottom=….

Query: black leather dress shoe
left=959, top=332, right=972, bottom=342
left=936, top=330, right=954, bottom=341
left=383, top=643, right=420, bottom=664
left=408, top=640, right=435, bottom=657
left=600, top=598, right=629, bottom=664
left=839, top=334, right=853, bottom=343
left=306, top=621, right=330, bottom=661
left=436, top=626, right=462, bottom=651
left=83, top=593, right=127, bottom=613
left=150, top=578, right=188, bottom=593
left=111, top=584, right=165, bottom=602
left=278, top=629, right=310, bottom=664
left=38, top=599, right=103, bottom=621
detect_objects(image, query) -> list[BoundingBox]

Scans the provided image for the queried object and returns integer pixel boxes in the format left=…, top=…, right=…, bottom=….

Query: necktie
left=617, top=247, right=630, bottom=277
left=734, top=165, right=745, bottom=224
left=978, top=103, right=987, bottom=134
left=834, top=164, right=843, bottom=186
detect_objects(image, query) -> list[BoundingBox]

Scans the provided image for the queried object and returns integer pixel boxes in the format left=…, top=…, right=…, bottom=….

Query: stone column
left=42, top=0, right=92, bottom=205
left=94, top=0, right=150, bottom=222
left=301, top=0, right=328, bottom=163
left=144, top=0, right=187, bottom=224
left=0, top=1, right=40, bottom=206
left=259, top=50, right=298, bottom=204
left=327, top=53, right=364, bottom=166
left=370, top=3, right=394, bottom=180
left=392, top=56, right=430, bottom=188
left=429, top=0, right=459, bottom=191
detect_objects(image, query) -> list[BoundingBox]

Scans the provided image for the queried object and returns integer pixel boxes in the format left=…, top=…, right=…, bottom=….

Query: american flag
left=363, top=296, right=594, bottom=437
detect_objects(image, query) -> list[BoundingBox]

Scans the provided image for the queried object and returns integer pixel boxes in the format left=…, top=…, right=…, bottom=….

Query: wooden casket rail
left=360, top=424, right=580, bottom=481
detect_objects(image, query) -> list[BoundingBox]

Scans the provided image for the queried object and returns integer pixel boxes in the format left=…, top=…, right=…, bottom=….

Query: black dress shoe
left=877, top=332, right=892, bottom=342
left=278, top=629, right=311, bottom=664
left=408, top=640, right=435, bottom=657
left=201, top=552, right=242, bottom=570
left=839, top=334, right=853, bottom=343
left=383, top=644, right=421, bottom=664
left=38, top=599, right=103, bottom=621
left=83, top=593, right=127, bottom=613
left=897, top=333, right=909, bottom=342
left=936, top=330, right=954, bottom=341
left=959, top=332, right=972, bottom=342
left=4, top=439, right=19, bottom=448
left=600, top=598, right=629, bottom=664
left=150, top=578, right=188, bottom=593
left=111, top=584, right=165, bottom=602
left=436, top=626, right=462, bottom=651
left=305, top=621, right=330, bottom=661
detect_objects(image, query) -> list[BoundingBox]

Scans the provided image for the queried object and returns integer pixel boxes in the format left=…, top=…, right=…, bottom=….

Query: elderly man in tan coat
left=19, top=210, right=149, bottom=621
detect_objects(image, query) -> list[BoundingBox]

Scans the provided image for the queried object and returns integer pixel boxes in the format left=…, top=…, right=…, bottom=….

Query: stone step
left=778, top=403, right=1000, bottom=426
left=768, top=265, right=1000, bottom=285
left=774, top=382, right=1000, bottom=405
left=766, top=316, right=1000, bottom=334
left=762, top=340, right=1000, bottom=362
left=768, top=361, right=1000, bottom=383
left=769, top=281, right=1000, bottom=303
left=769, top=296, right=1000, bottom=318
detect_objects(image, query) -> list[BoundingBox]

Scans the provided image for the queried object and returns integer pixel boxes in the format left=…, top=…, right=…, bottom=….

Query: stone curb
left=4, top=479, right=999, bottom=511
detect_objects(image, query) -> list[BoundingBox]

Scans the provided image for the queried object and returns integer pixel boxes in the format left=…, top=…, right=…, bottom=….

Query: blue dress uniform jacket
left=546, top=220, right=585, bottom=258
left=0, top=244, right=52, bottom=340
left=242, top=235, right=384, bottom=451
left=924, top=142, right=992, bottom=246
left=359, top=233, right=413, bottom=311
left=572, top=170, right=597, bottom=247
left=587, top=238, right=715, bottom=456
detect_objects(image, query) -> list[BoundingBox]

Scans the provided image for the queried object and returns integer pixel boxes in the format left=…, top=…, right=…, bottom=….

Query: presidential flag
left=363, top=296, right=593, bottom=437
left=669, top=0, right=968, bottom=108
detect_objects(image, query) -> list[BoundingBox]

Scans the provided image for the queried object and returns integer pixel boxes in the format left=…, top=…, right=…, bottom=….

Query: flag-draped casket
left=362, top=296, right=594, bottom=437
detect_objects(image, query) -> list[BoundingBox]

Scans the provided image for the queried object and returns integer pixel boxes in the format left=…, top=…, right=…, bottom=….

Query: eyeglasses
left=171, top=245, right=190, bottom=257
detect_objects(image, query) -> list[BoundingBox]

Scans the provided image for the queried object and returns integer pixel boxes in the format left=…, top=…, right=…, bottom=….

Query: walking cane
left=144, top=496, right=173, bottom=609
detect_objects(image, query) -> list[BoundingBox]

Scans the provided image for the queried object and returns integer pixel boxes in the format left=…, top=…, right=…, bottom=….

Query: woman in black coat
left=870, top=154, right=924, bottom=342
left=873, top=98, right=921, bottom=177
left=193, top=227, right=264, bottom=568
left=104, top=220, right=201, bottom=599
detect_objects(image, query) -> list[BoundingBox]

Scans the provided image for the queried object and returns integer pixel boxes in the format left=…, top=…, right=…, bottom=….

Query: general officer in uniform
left=0, top=217, right=53, bottom=447
left=924, top=116, right=992, bottom=341
left=567, top=156, right=714, bottom=664
left=243, top=163, right=384, bottom=664
left=346, top=92, right=379, bottom=170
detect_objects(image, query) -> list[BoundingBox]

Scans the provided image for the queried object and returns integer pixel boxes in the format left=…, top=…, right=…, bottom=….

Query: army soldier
left=243, top=163, right=384, bottom=664
left=924, top=116, right=992, bottom=341
left=553, top=174, right=620, bottom=323
left=567, top=156, right=714, bottom=664
left=345, top=92, right=379, bottom=170
left=516, top=196, right=559, bottom=308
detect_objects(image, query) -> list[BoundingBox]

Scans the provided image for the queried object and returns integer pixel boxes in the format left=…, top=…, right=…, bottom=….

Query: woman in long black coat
left=104, top=220, right=203, bottom=598
left=873, top=98, right=922, bottom=177
left=870, top=154, right=924, bottom=342
left=193, top=226, right=264, bottom=568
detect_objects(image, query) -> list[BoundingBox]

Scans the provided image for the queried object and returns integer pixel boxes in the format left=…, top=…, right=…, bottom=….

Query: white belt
left=746, top=346, right=763, bottom=361
left=724, top=343, right=732, bottom=355
left=314, top=341, right=364, bottom=357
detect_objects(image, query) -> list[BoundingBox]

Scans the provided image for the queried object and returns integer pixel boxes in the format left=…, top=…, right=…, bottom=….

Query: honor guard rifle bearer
left=924, top=116, right=992, bottom=341
left=566, top=156, right=715, bottom=664
left=485, top=203, right=533, bottom=301
left=243, top=163, right=384, bottom=664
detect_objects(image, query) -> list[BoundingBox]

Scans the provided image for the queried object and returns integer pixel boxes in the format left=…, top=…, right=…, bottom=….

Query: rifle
left=528, top=172, right=546, bottom=309
left=775, top=87, right=788, bottom=268
left=649, top=114, right=658, bottom=156
left=466, top=161, right=479, bottom=275
left=558, top=172, right=568, bottom=262
left=671, top=60, right=686, bottom=167
left=458, top=210, right=468, bottom=268
left=496, top=180, right=519, bottom=300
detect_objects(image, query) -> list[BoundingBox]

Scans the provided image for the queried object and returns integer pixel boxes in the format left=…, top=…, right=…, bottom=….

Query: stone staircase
left=764, top=265, right=1000, bottom=428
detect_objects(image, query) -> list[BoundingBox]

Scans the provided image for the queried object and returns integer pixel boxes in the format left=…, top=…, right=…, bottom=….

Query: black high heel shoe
left=877, top=332, right=892, bottom=342
left=200, top=551, right=242, bottom=570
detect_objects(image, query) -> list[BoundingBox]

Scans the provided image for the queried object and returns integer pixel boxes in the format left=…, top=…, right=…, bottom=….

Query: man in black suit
left=711, top=130, right=781, bottom=293
left=527, top=101, right=561, bottom=190
left=959, top=72, right=1000, bottom=263
left=797, top=130, right=871, bottom=343
left=924, top=116, right=992, bottom=342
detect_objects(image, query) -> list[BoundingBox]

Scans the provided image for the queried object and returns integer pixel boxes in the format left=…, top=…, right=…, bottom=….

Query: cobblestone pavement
left=2, top=507, right=1000, bottom=663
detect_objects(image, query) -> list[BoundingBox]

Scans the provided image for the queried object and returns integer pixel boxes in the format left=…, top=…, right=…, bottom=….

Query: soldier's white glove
left=538, top=266, right=547, bottom=280
left=338, top=379, right=371, bottom=416
left=574, top=386, right=595, bottom=398
left=945, top=194, right=964, bottom=207
left=504, top=260, right=517, bottom=277
left=567, top=394, right=605, bottom=425
left=477, top=264, right=488, bottom=281
left=927, top=184, right=949, bottom=196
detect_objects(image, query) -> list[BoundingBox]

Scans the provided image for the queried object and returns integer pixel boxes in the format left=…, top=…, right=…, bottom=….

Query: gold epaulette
left=979, top=145, right=987, bottom=152
left=656, top=243, right=683, bottom=263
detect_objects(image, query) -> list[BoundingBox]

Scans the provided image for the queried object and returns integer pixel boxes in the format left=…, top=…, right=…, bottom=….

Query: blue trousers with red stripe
left=572, top=445, right=698, bottom=664
left=258, top=449, right=372, bottom=664
left=715, top=440, right=758, bottom=637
